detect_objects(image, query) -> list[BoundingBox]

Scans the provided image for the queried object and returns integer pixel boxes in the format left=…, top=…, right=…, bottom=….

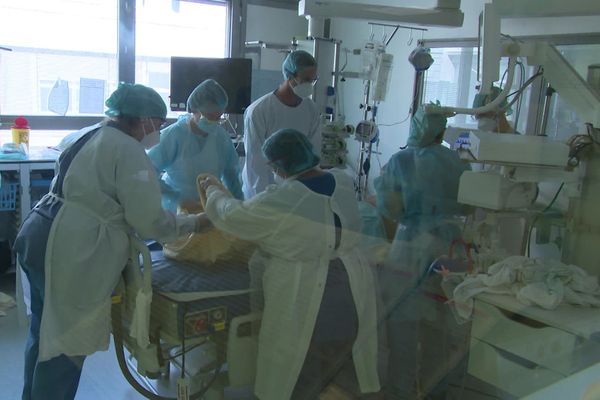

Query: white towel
left=451, top=256, right=600, bottom=320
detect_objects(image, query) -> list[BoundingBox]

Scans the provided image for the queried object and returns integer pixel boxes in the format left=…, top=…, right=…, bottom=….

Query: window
left=0, top=0, right=118, bottom=117
left=0, top=0, right=231, bottom=145
left=422, top=46, right=534, bottom=133
left=135, top=0, right=229, bottom=118
left=544, top=44, right=600, bottom=140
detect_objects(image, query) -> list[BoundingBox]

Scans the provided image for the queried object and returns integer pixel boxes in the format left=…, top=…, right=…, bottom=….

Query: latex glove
left=194, top=212, right=213, bottom=233
left=200, top=175, right=220, bottom=191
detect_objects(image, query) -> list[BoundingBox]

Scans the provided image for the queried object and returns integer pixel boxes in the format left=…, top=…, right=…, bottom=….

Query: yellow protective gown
left=204, top=169, right=380, bottom=400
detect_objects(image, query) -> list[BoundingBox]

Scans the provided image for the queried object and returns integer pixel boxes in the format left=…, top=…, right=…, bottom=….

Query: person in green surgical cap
left=473, top=85, right=515, bottom=133
left=13, top=83, right=211, bottom=400
left=201, top=128, right=380, bottom=400
left=242, top=50, right=322, bottom=199
left=374, top=103, right=471, bottom=400
left=148, top=79, right=243, bottom=212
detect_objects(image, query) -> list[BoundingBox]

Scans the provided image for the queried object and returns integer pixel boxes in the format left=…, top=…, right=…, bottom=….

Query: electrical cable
left=165, top=341, right=207, bottom=361
left=499, top=65, right=509, bottom=89
left=340, top=48, right=349, bottom=72
left=224, top=115, right=238, bottom=137
left=526, top=182, right=564, bottom=257
left=506, top=69, right=543, bottom=109
left=513, top=60, right=526, bottom=131
left=378, top=113, right=411, bottom=126
left=586, top=123, right=600, bottom=145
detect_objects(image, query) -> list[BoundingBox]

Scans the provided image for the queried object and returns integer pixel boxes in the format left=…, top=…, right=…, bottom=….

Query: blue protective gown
left=374, top=144, right=470, bottom=399
left=374, top=144, right=470, bottom=314
left=148, top=114, right=243, bottom=211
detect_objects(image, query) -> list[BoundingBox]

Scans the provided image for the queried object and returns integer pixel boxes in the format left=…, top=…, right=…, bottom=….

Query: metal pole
left=356, top=82, right=371, bottom=201
left=412, top=70, right=423, bottom=116
left=539, top=84, right=555, bottom=136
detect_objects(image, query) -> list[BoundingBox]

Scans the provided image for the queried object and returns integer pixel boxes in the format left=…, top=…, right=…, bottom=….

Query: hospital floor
left=0, top=271, right=145, bottom=400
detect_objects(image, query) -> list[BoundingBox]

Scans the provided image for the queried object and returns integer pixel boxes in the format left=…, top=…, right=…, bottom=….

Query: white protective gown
left=38, top=126, right=197, bottom=361
left=205, top=170, right=380, bottom=400
left=241, top=92, right=322, bottom=198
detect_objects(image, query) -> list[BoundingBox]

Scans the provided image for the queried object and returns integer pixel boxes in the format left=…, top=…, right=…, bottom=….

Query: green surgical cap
left=262, top=128, right=320, bottom=176
left=282, top=50, right=317, bottom=80
left=186, top=79, right=229, bottom=114
left=105, top=83, right=167, bottom=119
left=407, top=102, right=448, bottom=148
left=472, top=85, right=513, bottom=115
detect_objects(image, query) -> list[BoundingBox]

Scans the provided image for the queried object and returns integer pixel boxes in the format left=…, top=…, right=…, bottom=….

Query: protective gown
left=374, top=144, right=470, bottom=399
left=14, top=125, right=197, bottom=362
left=148, top=114, right=243, bottom=211
left=205, top=169, right=380, bottom=400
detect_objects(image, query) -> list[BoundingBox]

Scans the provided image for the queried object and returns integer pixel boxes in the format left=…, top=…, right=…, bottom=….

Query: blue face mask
left=194, top=116, right=219, bottom=135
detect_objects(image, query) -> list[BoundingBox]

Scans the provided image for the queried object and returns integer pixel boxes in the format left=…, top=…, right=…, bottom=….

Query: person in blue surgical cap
left=374, top=104, right=471, bottom=400
left=148, top=79, right=243, bottom=212
left=241, top=50, right=322, bottom=199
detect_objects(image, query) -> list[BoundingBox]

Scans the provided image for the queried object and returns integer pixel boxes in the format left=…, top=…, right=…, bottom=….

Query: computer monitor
left=170, top=57, right=252, bottom=114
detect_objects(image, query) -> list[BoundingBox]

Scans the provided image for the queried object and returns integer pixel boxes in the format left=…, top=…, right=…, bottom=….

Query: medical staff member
left=242, top=50, right=322, bottom=198
left=201, top=129, right=380, bottom=400
left=473, top=85, right=514, bottom=133
left=374, top=105, right=470, bottom=400
left=14, top=83, right=209, bottom=400
left=148, top=79, right=243, bottom=211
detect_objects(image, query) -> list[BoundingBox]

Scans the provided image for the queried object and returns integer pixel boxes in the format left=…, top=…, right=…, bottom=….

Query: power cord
left=526, top=182, right=564, bottom=257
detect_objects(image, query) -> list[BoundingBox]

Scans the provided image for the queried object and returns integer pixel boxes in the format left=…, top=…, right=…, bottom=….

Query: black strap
left=54, top=127, right=102, bottom=197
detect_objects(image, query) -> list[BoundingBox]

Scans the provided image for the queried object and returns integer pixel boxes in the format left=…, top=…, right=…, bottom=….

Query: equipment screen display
left=170, top=57, right=252, bottom=114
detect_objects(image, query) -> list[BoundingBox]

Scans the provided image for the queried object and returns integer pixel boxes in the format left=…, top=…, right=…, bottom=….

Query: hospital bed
left=111, top=239, right=257, bottom=400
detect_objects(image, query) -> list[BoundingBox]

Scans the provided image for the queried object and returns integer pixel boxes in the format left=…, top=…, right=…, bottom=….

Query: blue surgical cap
left=262, top=128, right=320, bottom=176
left=282, top=50, right=317, bottom=80
left=472, top=85, right=513, bottom=115
left=186, top=79, right=229, bottom=114
left=105, top=83, right=167, bottom=119
left=407, top=103, right=448, bottom=148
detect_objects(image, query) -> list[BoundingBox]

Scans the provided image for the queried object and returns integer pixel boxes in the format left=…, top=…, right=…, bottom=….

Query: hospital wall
left=329, top=0, right=600, bottom=190
left=246, top=5, right=308, bottom=71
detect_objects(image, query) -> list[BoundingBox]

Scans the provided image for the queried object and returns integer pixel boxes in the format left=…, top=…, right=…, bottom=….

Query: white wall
left=246, top=5, right=308, bottom=71
left=329, top=0, right=600, bottom=190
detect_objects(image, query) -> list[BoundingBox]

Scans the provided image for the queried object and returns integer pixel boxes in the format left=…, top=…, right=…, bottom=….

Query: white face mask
left=140, top=119, right=160, bottom=149
left=292, top=81, right=314, bottom=98
left=273, top=172, right=286, bottom=185
left=478, top=117, right=498, bottom=132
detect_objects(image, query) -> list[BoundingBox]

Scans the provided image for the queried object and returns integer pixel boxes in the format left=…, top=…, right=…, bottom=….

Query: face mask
left=195, top=116, right=218, bottom=134
left=273, top=172, right=286, bottom=185
left=140, top=120, right=160, bottom=149
left=201, top=116, right=219, bottom=125
left=292, top=81, right=314, bottom=98
left=478, top=117, right=498, bottom=132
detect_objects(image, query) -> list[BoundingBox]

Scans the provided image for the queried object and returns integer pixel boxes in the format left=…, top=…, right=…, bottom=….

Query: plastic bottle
left=11, top=116, right=30, bottom=149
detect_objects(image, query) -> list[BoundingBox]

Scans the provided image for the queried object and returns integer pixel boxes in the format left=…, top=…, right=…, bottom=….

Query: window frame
left=0, top=0, right=241, bottom=130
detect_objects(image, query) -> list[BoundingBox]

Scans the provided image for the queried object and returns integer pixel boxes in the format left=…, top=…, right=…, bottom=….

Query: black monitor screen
left=170, top=57, right=252, bottom=114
